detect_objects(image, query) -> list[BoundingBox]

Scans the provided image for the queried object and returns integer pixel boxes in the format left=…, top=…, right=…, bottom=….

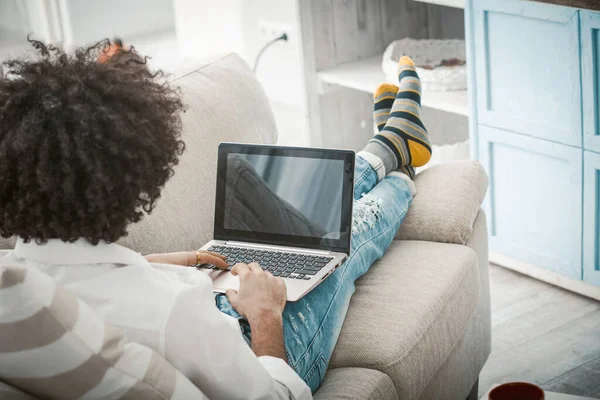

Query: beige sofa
left=0, top=53, right=490, bottom=400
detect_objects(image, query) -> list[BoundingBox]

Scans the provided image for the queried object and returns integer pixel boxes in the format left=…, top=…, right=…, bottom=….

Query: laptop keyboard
left=198, top=245, right=334, bottom=280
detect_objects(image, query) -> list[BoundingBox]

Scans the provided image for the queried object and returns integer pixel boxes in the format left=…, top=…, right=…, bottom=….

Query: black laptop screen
left=214, top=144, right=355, bottom=253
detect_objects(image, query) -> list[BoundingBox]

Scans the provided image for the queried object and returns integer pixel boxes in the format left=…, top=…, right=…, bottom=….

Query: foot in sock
left=362, top=56, right=431, bottom=176
left=371, top=82, right=416, bottom=179
left=373, top=83, right=398, bottom=132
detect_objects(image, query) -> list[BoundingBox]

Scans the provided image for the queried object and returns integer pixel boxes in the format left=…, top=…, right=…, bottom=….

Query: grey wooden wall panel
left=318, top=92, right=343, bottom=148
left=316, top=89, right=374, bottom=151
left=427, top=6, right=466, bottom=39
left=381, top=0, right=431, bottom=44
left=300, top=0, right=466, bottom=148
left=423, top=107, right=469, bottom=145
left=312, top=0, right=337, bottom=71
left=298, top=0, right=324, bottom=146
left=331, top=0, right=384, bottom=65
left=338, top=89, right=374, bottom=151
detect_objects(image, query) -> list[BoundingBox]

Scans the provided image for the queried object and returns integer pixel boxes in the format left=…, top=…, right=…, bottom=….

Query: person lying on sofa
left=0, top=39, right=431, bottom=399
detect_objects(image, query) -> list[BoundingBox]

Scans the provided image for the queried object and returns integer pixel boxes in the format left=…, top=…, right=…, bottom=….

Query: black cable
left=253, top=33, right=288, bottom=73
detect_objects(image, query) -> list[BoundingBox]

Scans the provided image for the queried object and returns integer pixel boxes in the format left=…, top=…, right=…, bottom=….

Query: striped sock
left=373, top=83, right=398, bottom=132
left=397, top=165, right=416, bottom=180
left=371, top=83, right=416, bottom=179
left=363, top=56, right=431, bottom=175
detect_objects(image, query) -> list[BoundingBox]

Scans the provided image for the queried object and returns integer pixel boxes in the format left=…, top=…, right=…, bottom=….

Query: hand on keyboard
left=226, top=262, right=287, bottom=323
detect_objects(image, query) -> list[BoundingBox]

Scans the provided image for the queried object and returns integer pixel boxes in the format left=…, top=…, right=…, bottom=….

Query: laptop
left=198, top=143, right=355, bottom=301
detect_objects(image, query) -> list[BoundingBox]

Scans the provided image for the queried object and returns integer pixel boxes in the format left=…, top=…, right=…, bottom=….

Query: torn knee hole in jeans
left=352, top=194, right=383, bottom=234
left=288, top=315, right=303, bottom=346
left=297, top=312, right=309, bottom=328
left=288, top=314, right=299, bottom=332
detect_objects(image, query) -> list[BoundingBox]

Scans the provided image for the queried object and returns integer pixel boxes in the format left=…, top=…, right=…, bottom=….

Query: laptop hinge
left=225, top=241, right=331, bottom=255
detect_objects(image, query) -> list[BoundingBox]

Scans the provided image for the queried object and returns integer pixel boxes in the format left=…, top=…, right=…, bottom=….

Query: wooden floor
left=479, top=265, right=600, bottom=398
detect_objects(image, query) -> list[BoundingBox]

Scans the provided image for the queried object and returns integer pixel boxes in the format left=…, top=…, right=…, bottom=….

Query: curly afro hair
left=0, top=38, right=185, bottom=244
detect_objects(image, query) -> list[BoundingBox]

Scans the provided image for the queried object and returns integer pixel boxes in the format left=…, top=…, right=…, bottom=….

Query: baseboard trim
left=489, top=252, right=600, bottom=301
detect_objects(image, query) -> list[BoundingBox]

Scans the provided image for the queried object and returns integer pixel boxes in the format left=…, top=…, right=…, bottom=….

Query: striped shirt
left=0, top=238, right=311, bottom=400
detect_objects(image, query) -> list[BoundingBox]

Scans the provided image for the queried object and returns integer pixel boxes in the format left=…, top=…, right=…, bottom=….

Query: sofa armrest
left=314, top=368, right=398, bottom=400
left=395, top=160, right=488, bottom=245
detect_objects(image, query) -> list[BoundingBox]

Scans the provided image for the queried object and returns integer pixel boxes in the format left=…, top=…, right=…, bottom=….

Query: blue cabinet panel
left=473, top=0, right=581, bottom=147
left=466, top=0, right=480, bottom=159
left=583, top=151, right=600, bottom=286
left=479, top=126, right=583, bottom=279
left=581, top=11, right=600, bottom=153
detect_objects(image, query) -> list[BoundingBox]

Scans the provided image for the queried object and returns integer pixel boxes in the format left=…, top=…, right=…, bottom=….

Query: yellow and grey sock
left=373, top=83, right=398, bottom=132
left=370, top=83, right=416, bottom=179
left=362, top=56, right=431, bottom=176
left=357, top=84, right=398, bottom=181
left=397, top=165, right=416, bottom=179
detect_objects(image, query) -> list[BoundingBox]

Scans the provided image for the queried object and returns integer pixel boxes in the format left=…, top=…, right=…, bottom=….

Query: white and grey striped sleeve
left=0, top=265, right=207, bottom=400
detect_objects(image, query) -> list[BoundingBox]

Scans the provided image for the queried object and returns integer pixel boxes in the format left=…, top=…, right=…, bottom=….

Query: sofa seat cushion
left=314, top=368, right=397, bottom=400
left=396, top=160, right=488, bottom=245
left=329, top=240, right=480, bottom=400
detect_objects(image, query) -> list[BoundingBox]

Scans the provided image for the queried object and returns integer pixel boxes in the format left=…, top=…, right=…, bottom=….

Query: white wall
left=171, top=0, right=309, bottom=144
left=0, top=0, right=44, bottom=62
left=63, top=0, right=175, bottom=47
left=0, top=0, right=27, bottom=35
left=174, top=0, right=305, bottom=107
left=0, top=0, right=65, bottom=47
left=240, top=0, right=305, bottom=108
left=173, top=0, right=243, bottom=62
left=240, top=0, right=308, bottom=145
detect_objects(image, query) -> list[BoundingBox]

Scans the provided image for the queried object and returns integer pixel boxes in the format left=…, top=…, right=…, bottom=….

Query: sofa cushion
left=396, top=160, right=488, bottom=245
left=418, top=213, right=490, bottom=400
left=118, top=53, right=277, bottom=255
left=329, top=240, right=480, bottom=400
left=0, top=265, right=206, bottom=399
left=314, top=368, right=398, bottom=400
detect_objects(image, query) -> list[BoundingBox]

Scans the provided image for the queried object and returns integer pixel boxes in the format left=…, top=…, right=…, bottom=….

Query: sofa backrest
left=120, top=53, right=278, bottom=254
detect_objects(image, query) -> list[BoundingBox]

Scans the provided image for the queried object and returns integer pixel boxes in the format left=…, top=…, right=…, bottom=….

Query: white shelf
left=318, top=56, right=469, bottom=117
left=411, top=0, right=465, bottom=9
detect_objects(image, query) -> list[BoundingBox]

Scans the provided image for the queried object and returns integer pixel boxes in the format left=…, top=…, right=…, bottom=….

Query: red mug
left=489, top=382, right=545, bottom=400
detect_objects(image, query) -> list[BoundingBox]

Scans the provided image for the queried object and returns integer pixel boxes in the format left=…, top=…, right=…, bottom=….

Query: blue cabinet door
left=479, top=126, right=583, bottom=279
left=581, top=11, right=600, bottom=153
left=473, top=0, right=581, bottom=147
left=583, top=151, right=600, bottom=286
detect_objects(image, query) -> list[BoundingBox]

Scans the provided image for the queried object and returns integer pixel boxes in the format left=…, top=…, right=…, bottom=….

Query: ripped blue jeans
left=215, top=155, right=413, bottom=392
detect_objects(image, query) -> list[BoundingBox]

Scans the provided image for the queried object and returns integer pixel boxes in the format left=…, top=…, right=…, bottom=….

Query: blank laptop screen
left=224, top=153, right=343, bottom=239
left=214, top=144, right=355, bottom=253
